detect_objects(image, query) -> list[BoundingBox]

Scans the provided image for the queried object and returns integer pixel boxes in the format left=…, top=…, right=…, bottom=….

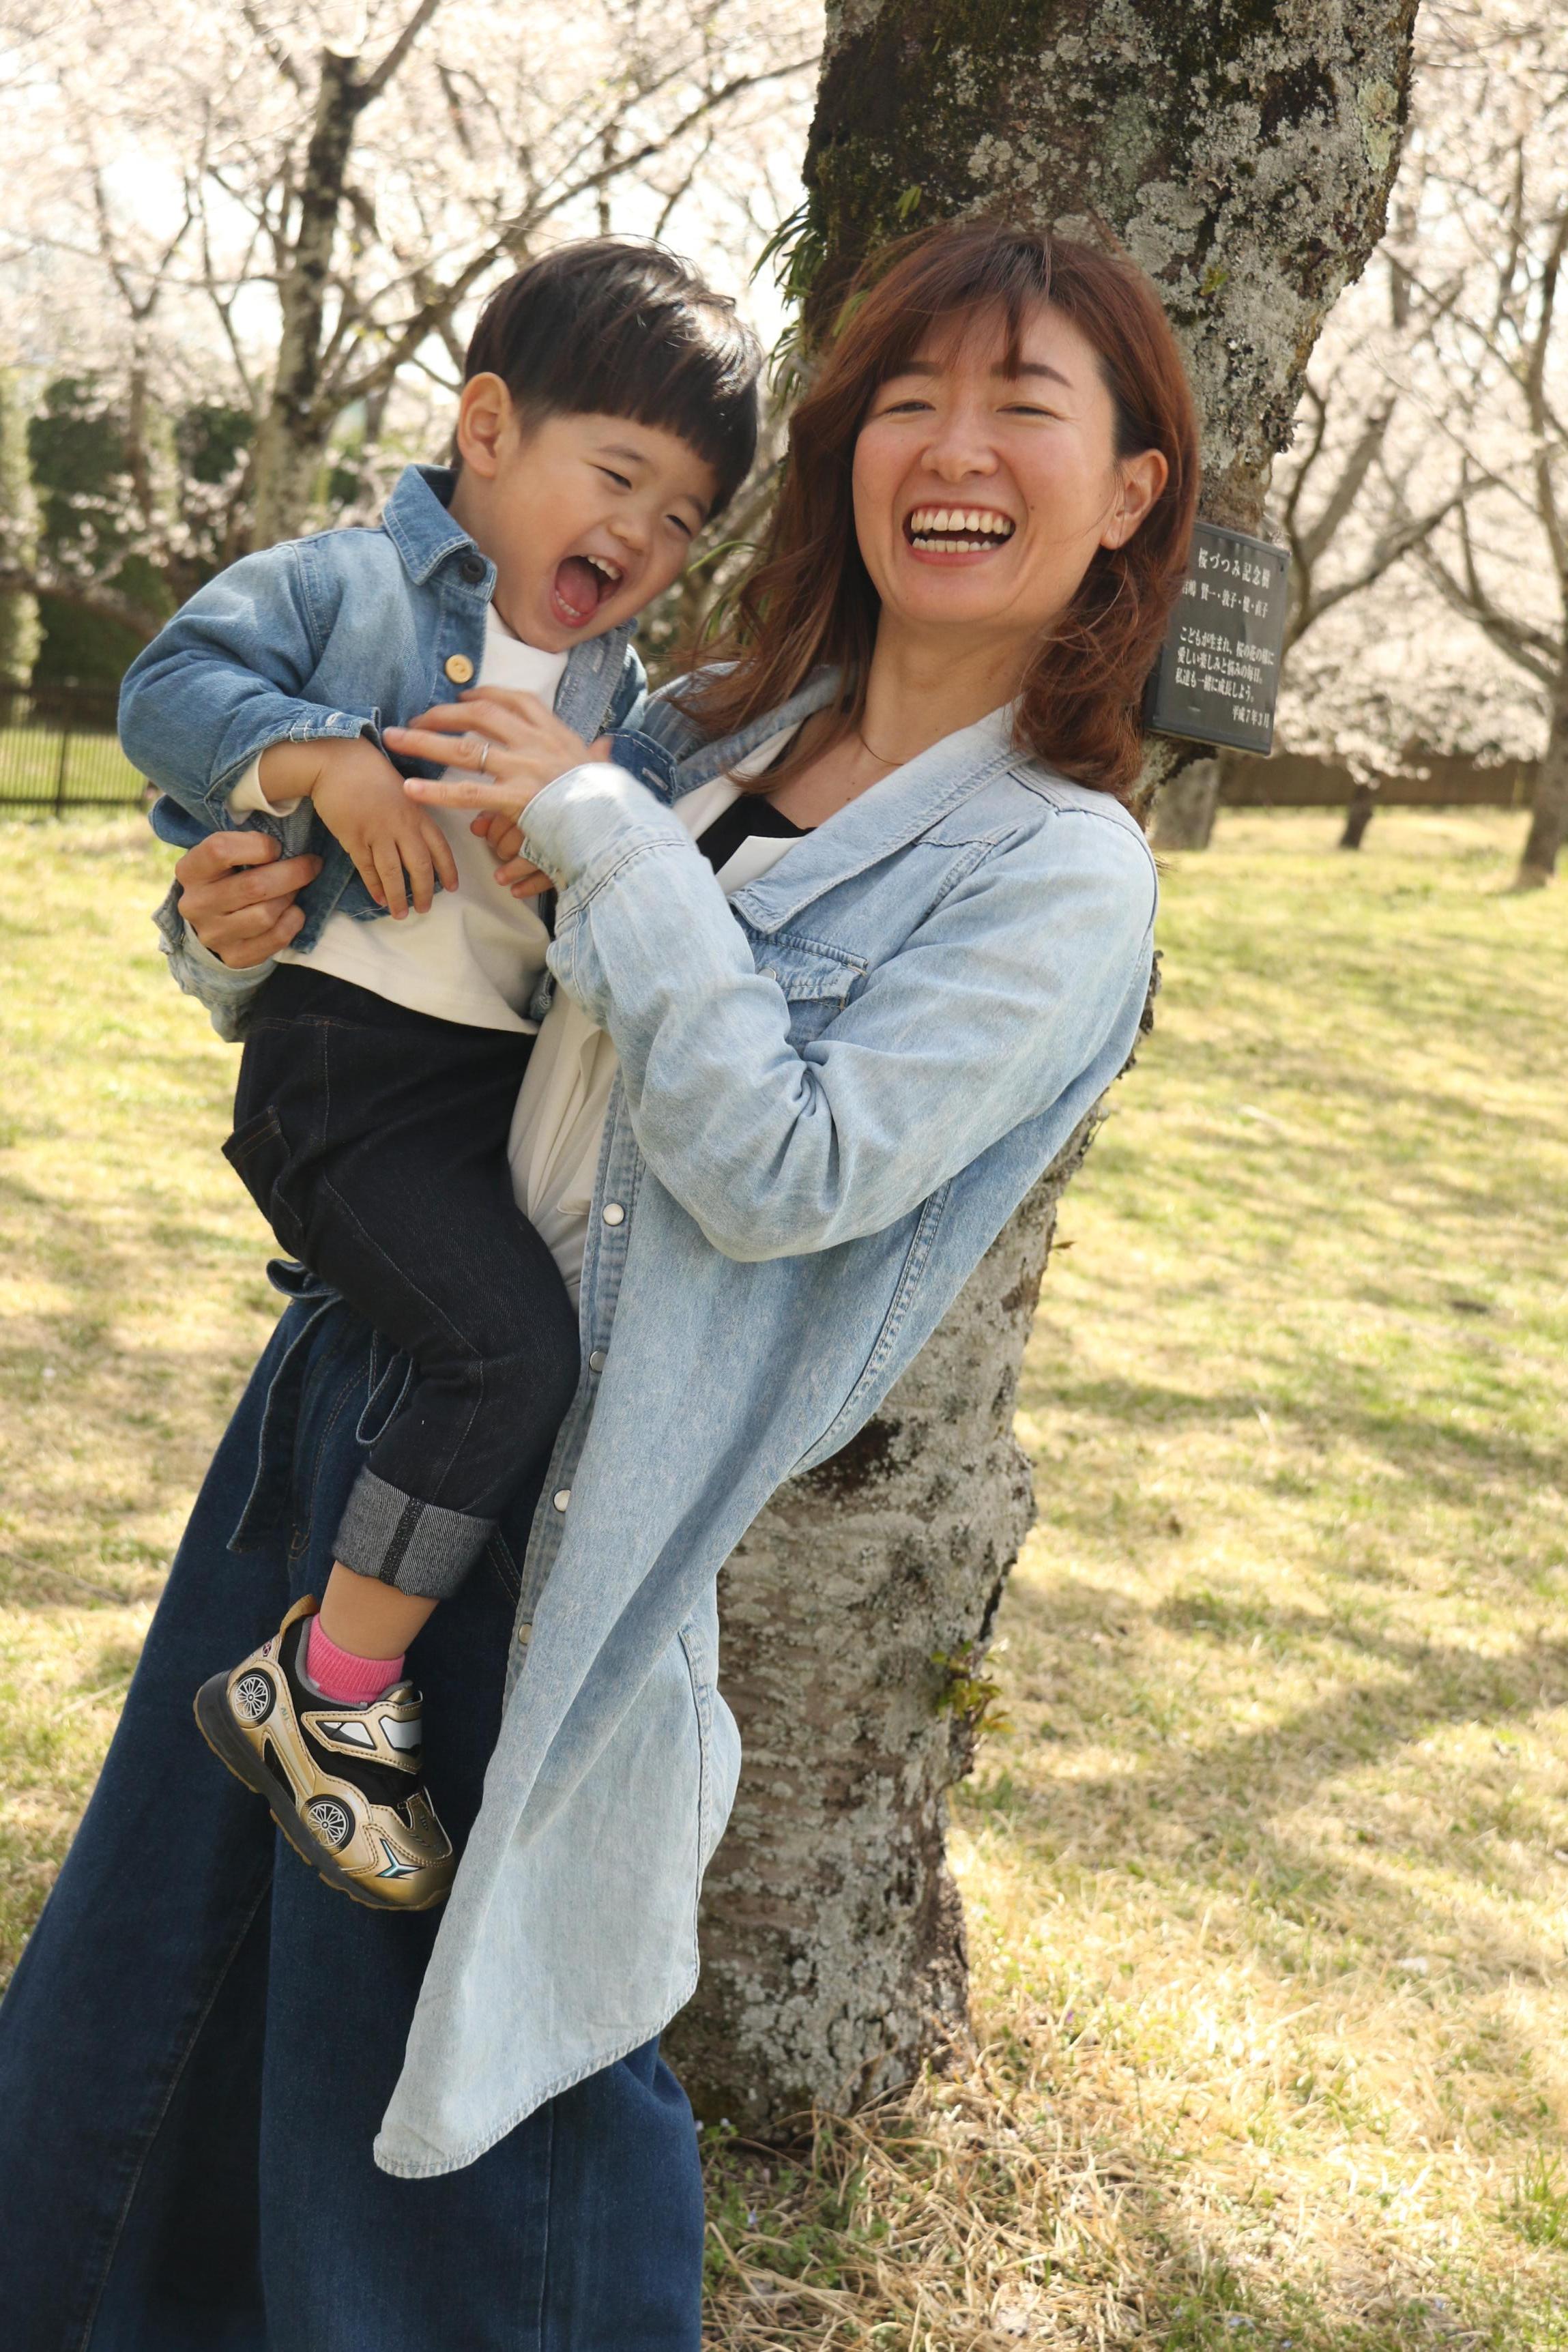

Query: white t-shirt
left=231, top=609, right=566, bottom=1032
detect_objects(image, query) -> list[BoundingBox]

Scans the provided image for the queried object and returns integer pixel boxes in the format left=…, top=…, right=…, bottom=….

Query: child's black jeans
left=224, top=965, right=579, bottom=1597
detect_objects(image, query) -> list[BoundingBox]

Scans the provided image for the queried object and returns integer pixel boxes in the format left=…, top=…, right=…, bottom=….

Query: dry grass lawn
left=1, top=807, right=1565, bottom=2347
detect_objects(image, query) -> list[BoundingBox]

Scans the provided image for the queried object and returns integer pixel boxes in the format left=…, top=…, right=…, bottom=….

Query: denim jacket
left=158, top=671, right=1158, bottom=2178
left=121, top=464, right=643, bottom=959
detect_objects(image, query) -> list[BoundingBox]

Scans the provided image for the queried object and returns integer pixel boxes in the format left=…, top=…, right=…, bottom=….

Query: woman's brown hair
left=680, top=222, right=1200, bottom=802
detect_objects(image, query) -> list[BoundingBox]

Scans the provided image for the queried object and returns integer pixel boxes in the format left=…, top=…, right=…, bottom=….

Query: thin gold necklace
left=856, top=727, right=903, bottom=767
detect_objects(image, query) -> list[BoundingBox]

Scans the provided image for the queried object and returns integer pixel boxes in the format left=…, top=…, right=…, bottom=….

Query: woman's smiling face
left=852, top=298, right=1165, bottom=658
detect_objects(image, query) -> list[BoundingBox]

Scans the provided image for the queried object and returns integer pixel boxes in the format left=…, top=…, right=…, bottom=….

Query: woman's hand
left=175, top=832, right=323, bottom=966
left=386, top=690, right=604, bottom=836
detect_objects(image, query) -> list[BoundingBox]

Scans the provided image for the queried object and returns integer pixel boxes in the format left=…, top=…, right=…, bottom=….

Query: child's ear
left=454, top=373, right=513, bottom=479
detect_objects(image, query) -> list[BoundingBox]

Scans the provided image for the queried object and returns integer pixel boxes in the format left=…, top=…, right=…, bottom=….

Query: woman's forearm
left=525, top=763, right=1157, bottom=1258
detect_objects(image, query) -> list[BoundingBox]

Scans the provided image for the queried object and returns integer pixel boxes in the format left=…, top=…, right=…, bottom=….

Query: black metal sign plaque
left=1146, top=522, right=1291, bottom=755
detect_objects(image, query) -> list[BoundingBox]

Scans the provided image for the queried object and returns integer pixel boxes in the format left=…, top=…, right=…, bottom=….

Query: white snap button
left=516, top=1621, right=532, bottom=1647
left=601, top=1202, right=625, bottom=1226
left=553, top=1487, right=571, bottom=1511
left=588, top=1350, right=605, bottom=1372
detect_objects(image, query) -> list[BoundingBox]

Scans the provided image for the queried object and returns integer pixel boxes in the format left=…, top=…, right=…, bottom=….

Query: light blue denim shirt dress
left=159, top=668, right=1158, bottom=2177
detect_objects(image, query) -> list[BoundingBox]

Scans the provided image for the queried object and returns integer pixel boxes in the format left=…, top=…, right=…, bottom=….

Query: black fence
left=0, top=684, right=147, bottom=813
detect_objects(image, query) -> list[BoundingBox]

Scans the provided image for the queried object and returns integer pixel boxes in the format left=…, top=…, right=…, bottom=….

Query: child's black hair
left=462, top=239, right=761, bottom=518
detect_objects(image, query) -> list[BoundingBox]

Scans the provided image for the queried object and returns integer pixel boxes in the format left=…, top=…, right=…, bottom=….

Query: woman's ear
left=454, top=373, right=514, bottom=480
left=1101, top=448, right=1170, bottom=549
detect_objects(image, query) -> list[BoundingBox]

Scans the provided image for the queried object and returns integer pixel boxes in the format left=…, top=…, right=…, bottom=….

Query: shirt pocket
left=752, top=931, right=867, bottom=1046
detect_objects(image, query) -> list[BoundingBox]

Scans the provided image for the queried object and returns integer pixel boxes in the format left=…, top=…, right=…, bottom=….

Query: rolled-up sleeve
left=151, top=883, right=277, bottom=1042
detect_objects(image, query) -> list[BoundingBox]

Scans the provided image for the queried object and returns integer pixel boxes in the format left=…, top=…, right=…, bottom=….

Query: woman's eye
left=1000, top=401, right=1060, bottom=419
left=873, top=396, right=935, bottom=418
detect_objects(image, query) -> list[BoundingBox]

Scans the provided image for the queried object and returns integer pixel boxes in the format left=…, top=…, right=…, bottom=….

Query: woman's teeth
left=906, top=507, right=1016, bottom=552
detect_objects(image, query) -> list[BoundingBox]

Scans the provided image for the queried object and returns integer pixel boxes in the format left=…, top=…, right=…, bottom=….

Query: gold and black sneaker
left=194, top=1595, right=455, bottom=1912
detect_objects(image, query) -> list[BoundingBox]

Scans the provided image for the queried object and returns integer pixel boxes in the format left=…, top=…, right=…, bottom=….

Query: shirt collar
left=381, top=464, right=487, bottom=587
left=728, top=706, right=1021, bottom=936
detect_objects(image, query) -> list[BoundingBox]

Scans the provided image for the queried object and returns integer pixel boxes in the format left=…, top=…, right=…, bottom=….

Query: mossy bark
left=667, top=0, right=1418, bottom=2128
left=804, top=0, right=1419, bottom=532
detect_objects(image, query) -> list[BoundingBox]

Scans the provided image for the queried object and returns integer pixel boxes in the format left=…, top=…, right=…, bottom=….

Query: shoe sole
left=194, top=1672, right=449, bottom=1914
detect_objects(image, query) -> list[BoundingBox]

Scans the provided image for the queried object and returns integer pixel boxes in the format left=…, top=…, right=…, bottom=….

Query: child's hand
left=305, top=739, right=459, bottom=919
left=469, top=810, right=552, bottom=900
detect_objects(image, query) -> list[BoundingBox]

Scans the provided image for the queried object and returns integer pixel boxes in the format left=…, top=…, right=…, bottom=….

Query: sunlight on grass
left=0, top=813, right=279, bottom=1968
left=2, top=807, right=1565, bottom=2345
left=707, top=811, right=1568, bottom=2348
left=0, top=724, right=146, bottom=811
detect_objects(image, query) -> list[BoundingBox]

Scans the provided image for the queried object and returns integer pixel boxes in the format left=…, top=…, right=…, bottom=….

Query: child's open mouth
left=904, top=506, right=1017, bottom=555
left=551, top=552, right=625, bottom=628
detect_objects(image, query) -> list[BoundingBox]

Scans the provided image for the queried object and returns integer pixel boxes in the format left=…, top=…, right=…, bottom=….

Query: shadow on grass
left=1026, top=1371, right=1567, bottom=1531
left=984, top=1571, right=1568, bottom=1967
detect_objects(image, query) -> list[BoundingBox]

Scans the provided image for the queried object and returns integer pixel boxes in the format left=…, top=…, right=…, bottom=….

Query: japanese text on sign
left=1146, top=523, right=1291, bottom=755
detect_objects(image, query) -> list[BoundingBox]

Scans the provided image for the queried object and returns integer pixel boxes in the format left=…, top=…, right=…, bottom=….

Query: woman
left=0, top=222, right=1196, bottom=2348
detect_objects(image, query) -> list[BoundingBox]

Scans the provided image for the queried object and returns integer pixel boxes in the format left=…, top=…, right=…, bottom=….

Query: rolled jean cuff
left=333, top=1468, right=493, bottom=1599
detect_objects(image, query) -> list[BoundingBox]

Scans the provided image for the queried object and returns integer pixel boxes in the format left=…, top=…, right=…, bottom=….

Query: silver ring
left=474, top=738, right=491, bottom=772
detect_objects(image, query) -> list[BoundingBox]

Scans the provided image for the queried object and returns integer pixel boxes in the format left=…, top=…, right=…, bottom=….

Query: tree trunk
left=1341, top=782, right=1377, bottom=850
left=1516, top=689, right=1568, bottom=886
left=673, top=1118, right=1098, bottom=2125
left=667, top=0, right=1420, bottom=2129
left=249, top=50, right=371, bottom=550
left=1150, top=757, right=1221, bottom=851
left=0, top=368, right=40, bottom=689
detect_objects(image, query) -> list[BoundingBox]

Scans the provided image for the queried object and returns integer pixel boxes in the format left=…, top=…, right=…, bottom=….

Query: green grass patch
left=708, top=811, right=1568, bottom=2347
left=3, top=806, right=1567, bottom=2343
left=0, top=724, right=146, bottom=809
left=0, top=812, right=280, bottom=1975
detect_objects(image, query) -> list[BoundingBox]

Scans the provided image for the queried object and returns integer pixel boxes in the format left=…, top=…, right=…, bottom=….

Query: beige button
left=444, top=653, right=474, bottom=685
left=601, top=1202, right=625, bottom=1227
left=588, top=1350, right=605, bottom=1372
left=553, top=1487, right=572, bottom=1511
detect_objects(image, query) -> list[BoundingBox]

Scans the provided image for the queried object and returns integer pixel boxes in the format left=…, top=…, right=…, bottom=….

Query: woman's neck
left=856, top=616, right=1030, bottom=766
left=764, top=616, right=1030, bottom=830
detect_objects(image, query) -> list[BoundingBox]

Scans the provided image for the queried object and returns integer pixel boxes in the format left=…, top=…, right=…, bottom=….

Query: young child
left=121, top=242, right=760, bottom=1911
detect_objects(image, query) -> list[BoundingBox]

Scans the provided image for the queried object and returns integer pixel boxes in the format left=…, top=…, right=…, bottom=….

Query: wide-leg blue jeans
left=0, top=1282, right=704, bottom=2351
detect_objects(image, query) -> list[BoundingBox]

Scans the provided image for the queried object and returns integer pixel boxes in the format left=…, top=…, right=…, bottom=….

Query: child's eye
left=598, top=467, right=633, bottom=491
left=667, top=514, right=695, bottom=539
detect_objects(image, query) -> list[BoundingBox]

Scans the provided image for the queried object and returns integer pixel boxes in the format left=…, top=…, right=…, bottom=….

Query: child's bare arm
left=259, top=738, right=459, bottom=919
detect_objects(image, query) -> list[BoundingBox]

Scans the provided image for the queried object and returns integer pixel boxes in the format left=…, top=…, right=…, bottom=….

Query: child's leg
left=297, top=1070, right=579, bottom=1597
left=317, top=1565, right=434, bottom=1659
left=209, top=970, right=579, bottom=1902
left=305, top=1565, right=432, bottom=1707
left=226, top=968, right=579, bottom=1606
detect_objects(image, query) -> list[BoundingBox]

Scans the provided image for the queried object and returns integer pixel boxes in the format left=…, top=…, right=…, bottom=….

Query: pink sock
left=304, top=1615, right=405, bottom=1706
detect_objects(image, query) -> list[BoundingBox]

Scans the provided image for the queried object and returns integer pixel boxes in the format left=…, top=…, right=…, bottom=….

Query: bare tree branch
left=360, top=0, right=448, bottom=103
